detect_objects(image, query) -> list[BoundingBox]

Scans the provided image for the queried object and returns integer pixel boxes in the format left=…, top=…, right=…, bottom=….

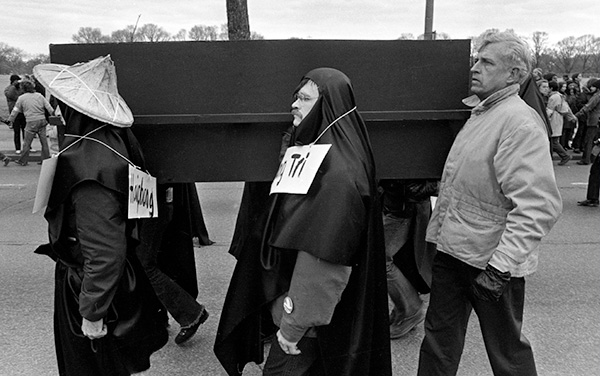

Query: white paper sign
left=270, top=144, right=332, bottom=195
left=128, top=165, right=158, bottom=218
left=33, top=156, right=59, bottom=214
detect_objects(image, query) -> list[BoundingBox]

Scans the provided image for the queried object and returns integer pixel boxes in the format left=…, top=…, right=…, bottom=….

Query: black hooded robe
left=215, top=68, right=391, bottom=376
left=39, top=106, right=168, bottom=375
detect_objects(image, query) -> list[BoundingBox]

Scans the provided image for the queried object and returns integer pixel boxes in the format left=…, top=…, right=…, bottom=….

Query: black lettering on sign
left=130, top=176, right=155, bottom=217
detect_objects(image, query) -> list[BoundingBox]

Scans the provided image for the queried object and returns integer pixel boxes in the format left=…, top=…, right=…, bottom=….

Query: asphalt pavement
left=1, top=124, right=599, bottom=375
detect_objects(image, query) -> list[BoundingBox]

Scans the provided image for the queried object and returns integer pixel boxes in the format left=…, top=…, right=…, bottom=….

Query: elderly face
left=470, top=43, right=517, bottom=100
left=291, top=80, right=319, bottom=126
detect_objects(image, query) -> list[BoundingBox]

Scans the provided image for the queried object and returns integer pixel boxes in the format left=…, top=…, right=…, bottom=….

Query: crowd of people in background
left=533, top=69, right=600, bottom=206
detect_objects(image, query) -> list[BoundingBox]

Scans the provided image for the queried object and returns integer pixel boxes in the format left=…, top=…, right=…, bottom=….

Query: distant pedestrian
left=575, top=78, right=600, bottom=165
left=577, top=136, right=600, bottom=207
left=6, top=80, right=53, bottom=165
left=545, top=80, right=572, bottom=165
left=4, top=74, right=25, bottom=153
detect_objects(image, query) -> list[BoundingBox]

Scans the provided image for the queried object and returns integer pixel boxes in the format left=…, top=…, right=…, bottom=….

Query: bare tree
left=575, top=34, right=597, bottom=73
left=552, top=36, right=578, bottom=74
left=0, top=43, right=26, bottom=73
left=590, top=37, right=600, bottom=75
left=137, top=24, right=171, bottom=42
left=397, top=33, right=415, bottom=40
left=72, top=27, right=110, bottom=43
left=226, top=0, right=250, bottom=40
left=172, top=29, right=187, bottom=41
left=531, top=31, right=549, bottom=68
left=111, top=25, right=142, bottom=43
left=189, top=25, right=219, bottom=41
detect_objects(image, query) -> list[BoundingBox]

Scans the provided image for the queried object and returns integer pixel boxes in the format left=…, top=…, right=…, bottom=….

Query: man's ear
left=506, top=68, right=521, bottom=85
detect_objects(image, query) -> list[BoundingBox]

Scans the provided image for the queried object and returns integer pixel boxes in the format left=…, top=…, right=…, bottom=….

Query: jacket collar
left=462, top=84, right=520, bottom=115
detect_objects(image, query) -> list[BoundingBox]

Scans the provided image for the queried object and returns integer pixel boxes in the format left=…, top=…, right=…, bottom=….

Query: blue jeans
left=383, top=213, right=422, bottom=319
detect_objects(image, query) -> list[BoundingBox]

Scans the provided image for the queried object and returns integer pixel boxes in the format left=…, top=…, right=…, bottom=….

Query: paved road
left=0, top=156, right=598, bottom=375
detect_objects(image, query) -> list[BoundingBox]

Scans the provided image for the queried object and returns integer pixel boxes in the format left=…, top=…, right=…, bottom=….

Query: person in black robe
left=34, top=56, right=168, bottom=375
left=215, top=68, right=391, bottom=375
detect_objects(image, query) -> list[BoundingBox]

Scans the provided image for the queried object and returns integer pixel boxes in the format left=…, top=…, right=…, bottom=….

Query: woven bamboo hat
left=33, top=55, right=133, bottom=127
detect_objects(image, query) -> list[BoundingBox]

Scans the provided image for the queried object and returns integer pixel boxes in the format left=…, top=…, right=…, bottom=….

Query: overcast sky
left=2, top=0, right=599, bottom=56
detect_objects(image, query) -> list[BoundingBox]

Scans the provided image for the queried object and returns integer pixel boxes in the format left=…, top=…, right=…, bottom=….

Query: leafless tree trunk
left=226, top=0, right=251, bottom=41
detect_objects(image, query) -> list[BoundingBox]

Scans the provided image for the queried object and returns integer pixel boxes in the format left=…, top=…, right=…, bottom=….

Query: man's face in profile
left=470, top=43, right=514, bottom=100
left=291, top=80, right=319, bottom=126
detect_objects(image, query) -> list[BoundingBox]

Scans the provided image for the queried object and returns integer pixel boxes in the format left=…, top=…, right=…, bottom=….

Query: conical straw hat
left=33, top=55, right=133, bottom=127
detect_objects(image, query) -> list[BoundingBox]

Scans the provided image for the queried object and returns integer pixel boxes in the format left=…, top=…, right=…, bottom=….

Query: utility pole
left=424, top=0, right=435, bottom=40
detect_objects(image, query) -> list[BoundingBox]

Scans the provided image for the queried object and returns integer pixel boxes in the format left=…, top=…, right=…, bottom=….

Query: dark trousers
left=586, top=153, right=600, bottom=201
left=12, top=113, right=25, bottom=151
left=551, top=136, right=569, bottom=160
left=418, top=252, right=537, bottom=376
left=560, top=127, right=575, bottom=148
left=263, top=337, right=324, bottom=376
left=582, top=127, right=599, bottom=164
left=136, top=215, right=203, bottom=327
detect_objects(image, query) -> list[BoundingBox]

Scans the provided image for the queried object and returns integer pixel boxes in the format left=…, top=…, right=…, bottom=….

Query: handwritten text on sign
left=128, top=165, right=158, bottom=218
left=270, top=144, right=331, bottom=195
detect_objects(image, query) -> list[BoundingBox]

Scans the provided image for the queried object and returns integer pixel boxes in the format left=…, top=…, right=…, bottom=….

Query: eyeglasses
left=293, top=93, right=316, bottom=102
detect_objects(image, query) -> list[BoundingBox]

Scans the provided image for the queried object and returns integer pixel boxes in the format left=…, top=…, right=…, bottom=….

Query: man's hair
left=548, top=80, right=559, bottom=91
left=9, top=74, right=20, bottom=83
left=536, top=79, right=548, bottom=88
left=477, top=31, right=532, bottom=83
left=571, top=73, right=581, bottom=81
left=20, top=80, right=35, bottom=93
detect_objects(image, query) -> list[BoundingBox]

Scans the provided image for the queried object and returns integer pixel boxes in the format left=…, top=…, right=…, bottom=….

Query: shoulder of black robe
left=46, top=104, right=146, bottom=214
left=45, top=104, right=146, bottom=248
left=214, top=68, right=391, bottom=376
left=519, top=75, right=552, bottom=137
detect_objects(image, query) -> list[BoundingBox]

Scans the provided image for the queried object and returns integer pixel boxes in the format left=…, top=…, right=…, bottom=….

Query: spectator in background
left=546, top=80, right=572, bottom=165
left=543, top=72, right=558, bottom=83
left=575, top=78, right=600, bottom=165
left=537, top=79, right=550, bottom=103
left=572, top=72, right=583, bottom=91
left=6, top=80, right=53, bottom=166
left=572, top=78, right=596, bottom=153
left=532, top=68, right=543, bottom=83
left=577, top=135, right=600, bottom=207
left=563, top=82, right=581, bottom=149
left=4, top=74, right=25, bottom=153
left=418, top=31, right=562, bottom=376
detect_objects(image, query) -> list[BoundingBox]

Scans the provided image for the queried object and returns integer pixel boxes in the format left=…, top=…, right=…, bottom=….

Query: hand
left=276, top=330, right=301, bottom=355
left=82, top=317, right=107, bottom=339
left=470, top=264, right=511, bottom=302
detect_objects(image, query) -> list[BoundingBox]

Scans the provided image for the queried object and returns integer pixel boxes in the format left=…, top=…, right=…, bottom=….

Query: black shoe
left=174, top=308, right=209, bottom=345
left=3, top=157, right=10, bottom=167
left=576, top=161, right=589, bottom=165
left=558, top=155, right=571, bottom=165
left=577, top=200, right=599, bottom=207
left=14, top=160, right=27, bottom=166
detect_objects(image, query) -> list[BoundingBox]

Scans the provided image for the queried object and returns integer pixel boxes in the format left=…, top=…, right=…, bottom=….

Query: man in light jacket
left=418, top=31, right=562, bottom=376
